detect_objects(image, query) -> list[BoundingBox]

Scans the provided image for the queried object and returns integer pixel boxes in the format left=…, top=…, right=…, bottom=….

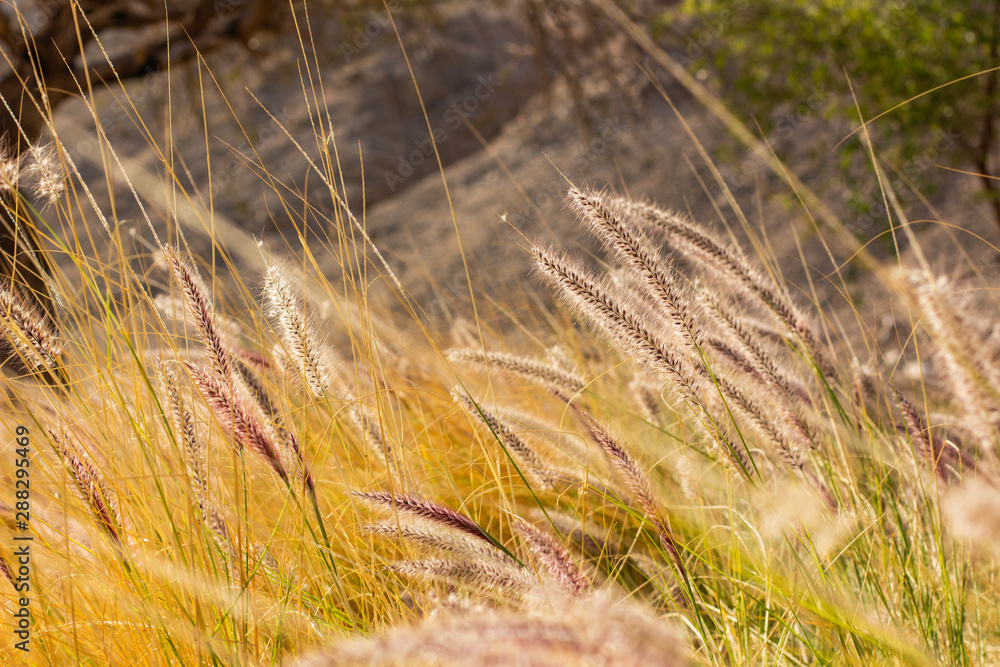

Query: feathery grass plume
left=350, top=405, right=402, bottom=482
left=262, top=264, right=334, bottom=397
left=701, top=290, right=821, bottom=456
left=574, top=411, right=685, bottom=576
left=155, top=359, right=220, bottom=532
left=232, top=355, right=316, bottom=492
left=25, top=143, right=65, bottom=205
left=294, top=592, right=686, bottom=667
left=707, top=336, right=814, bottom=413
left=0, top=280, right=63, bottom=375
left=544, top=344, right=579, bottom=376
left=515, top=520, right=591, bottom=597
left=353, top=490, right=494, bottom=547
left=716, top=374, right=805, bottom=469
left=624, top=198, right=832, bottom=376
left=186, top=362, right=290, bottom=485
left=280, top=426, right=316, bottom=494
left=916, top=274, right=1000, bottom=394
left=532, top=245, right=702, bottom=405
left=629, top=376, right=665, bottom=423
left=234, top=346, right=273, bottom=371
left=453, top=390, right=558, bottom=490
left=447, top=347, right=586, bottom=396
left=895, top=390, right=974, bottom=483
left=390, top=558, right=536, bottom=600
left=0, top=550, right=13, bottom=590
left=533, top=246, right=751, bottom=475
left=166, top=250, right=233, bottom=379
left=538, top=510, right=611, bottom=558
left=47, top=428, right=121, bottom=543
left=911, top=273, right=1000, bottom=446
left=0, top=138, right=23, bottom=193
left=568, top=187, right=702, bottom=350
left=702, top=291, right=813, bottom=408
left=233, top=357, right=279, bottom=418
left=365, top=521, right=515, bottom=566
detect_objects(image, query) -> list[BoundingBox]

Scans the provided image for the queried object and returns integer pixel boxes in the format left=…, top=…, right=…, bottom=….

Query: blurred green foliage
left=665, top=0, right=1000, bottom=234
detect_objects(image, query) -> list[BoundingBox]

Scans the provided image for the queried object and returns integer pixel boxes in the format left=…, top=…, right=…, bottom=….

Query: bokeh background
left=5, top=0, right=999, bottom=334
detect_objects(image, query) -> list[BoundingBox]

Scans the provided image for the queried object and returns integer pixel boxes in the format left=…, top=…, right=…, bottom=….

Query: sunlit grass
left=0, top=3, right=997, bottom=666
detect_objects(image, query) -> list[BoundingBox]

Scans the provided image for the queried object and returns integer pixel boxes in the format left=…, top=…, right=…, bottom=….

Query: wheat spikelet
left=453, top=391, right=557, bottom=490
left=354, top=490, right=494, bottom=546
left=262, top=265, right=334, bottom=397
left=186, top=362, right=290, bottom=485
left=0, top=280, right=63, bottom=374
left=447, top=347, right=585, bottom=395
left=166, top=251, right=233, bottom=379
left=515, top=521, right=591, bottom=597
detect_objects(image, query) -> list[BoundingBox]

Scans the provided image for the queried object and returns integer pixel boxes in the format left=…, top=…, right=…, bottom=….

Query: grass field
left=1, top=3, right=999, bottom=666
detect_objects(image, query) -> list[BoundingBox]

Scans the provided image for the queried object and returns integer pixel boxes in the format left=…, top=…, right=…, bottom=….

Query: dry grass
left=0, top=4, right=997, bottom=667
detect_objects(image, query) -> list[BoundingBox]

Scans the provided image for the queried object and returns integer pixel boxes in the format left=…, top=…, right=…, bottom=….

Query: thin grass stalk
left=453, top=391, right=557, bottom=490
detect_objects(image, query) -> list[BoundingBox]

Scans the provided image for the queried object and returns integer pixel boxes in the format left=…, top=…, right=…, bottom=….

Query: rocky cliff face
left=51, top=0, right=1000, bottom=344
